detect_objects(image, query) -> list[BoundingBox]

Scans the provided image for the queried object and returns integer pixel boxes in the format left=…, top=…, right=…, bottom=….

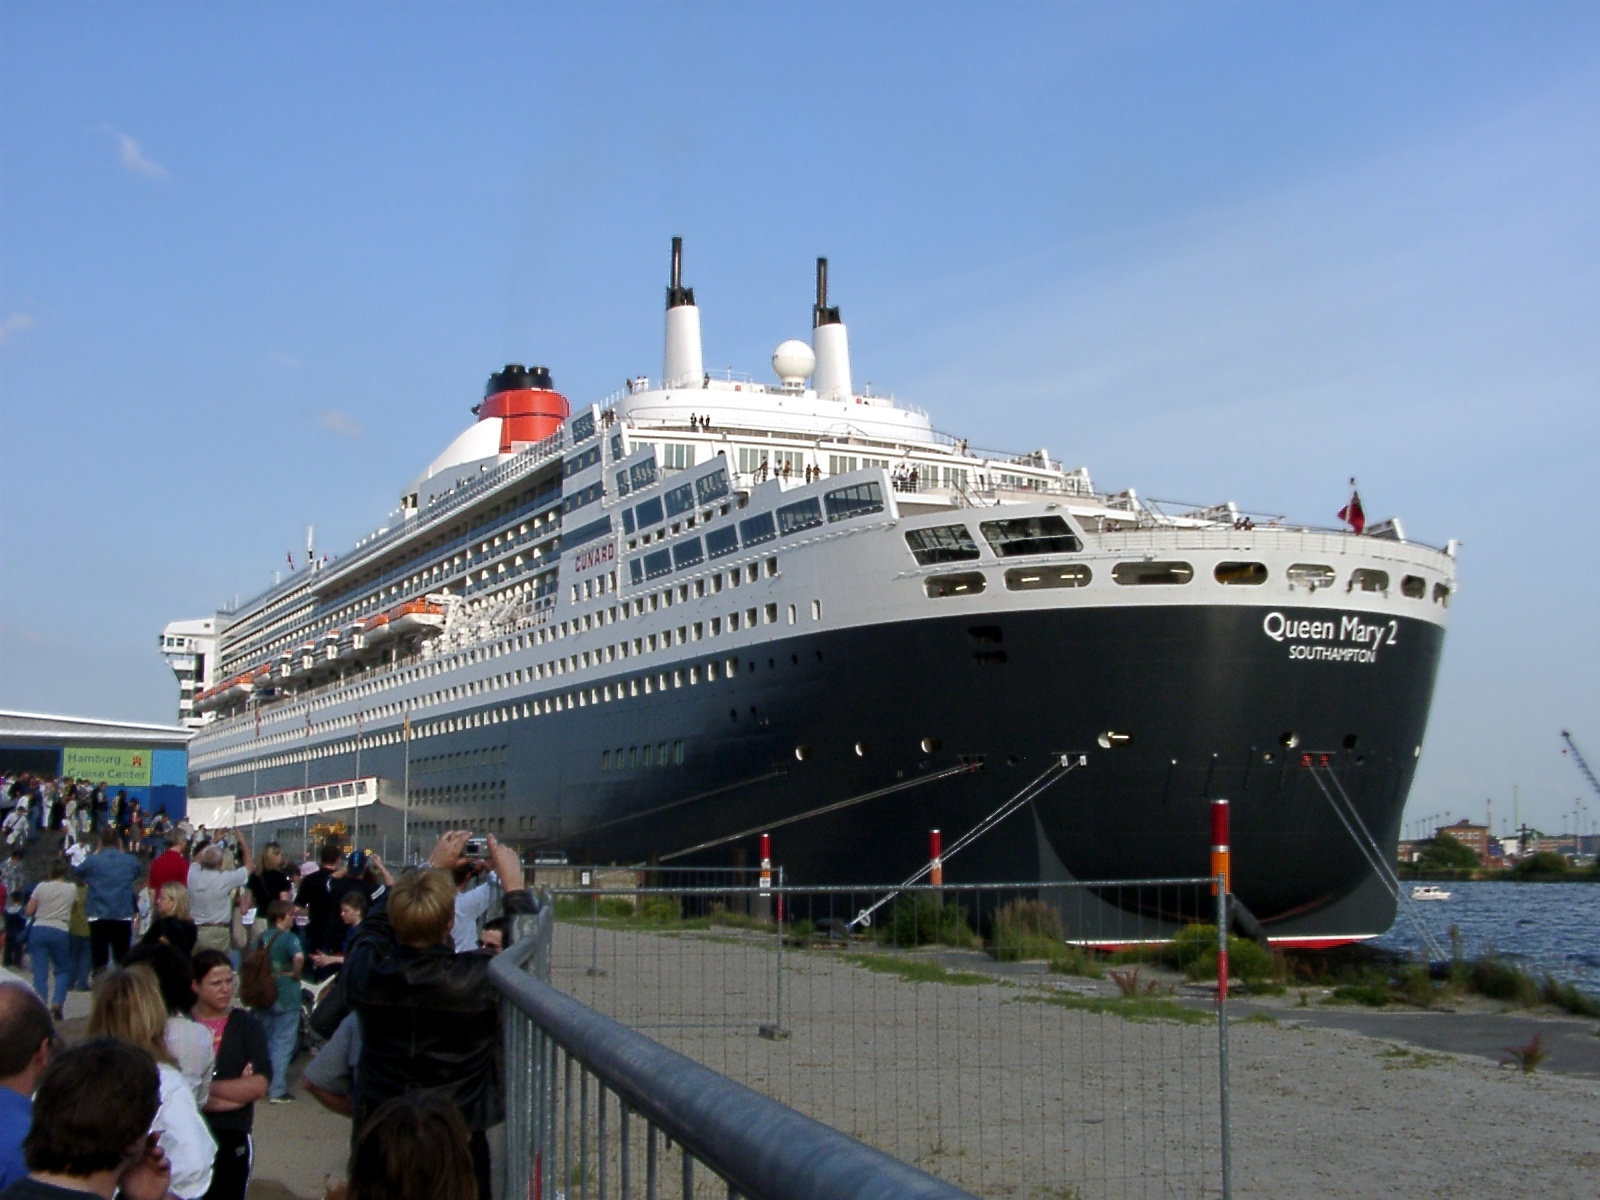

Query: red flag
left=1338, top=485, right=1366, bottom=535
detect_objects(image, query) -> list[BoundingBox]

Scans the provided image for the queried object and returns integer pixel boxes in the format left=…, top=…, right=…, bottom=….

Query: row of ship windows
left=206, top=554, right=799, bottom=760
left=412, top=746, right=510, bottom=775
left=410, top=780, right=509, bottom=806
left=923, top=561, right=1451, bottom=602
left=601, top=741, right=686, bottom=771
left=202, top=650, right=771, bottom=778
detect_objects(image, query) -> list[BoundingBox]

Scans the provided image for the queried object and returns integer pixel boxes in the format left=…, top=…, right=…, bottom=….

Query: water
left=1373, top=880, right=1600, bottom=995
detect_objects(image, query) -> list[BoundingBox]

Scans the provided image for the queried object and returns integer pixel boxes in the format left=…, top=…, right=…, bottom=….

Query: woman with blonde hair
left=142, top=880, right=198, bottom=957
left=87, top=964, right=217, bottom=1199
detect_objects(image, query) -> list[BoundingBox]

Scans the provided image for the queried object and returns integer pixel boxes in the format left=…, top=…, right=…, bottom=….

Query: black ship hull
left=203, top=600, right=1445, bottom=943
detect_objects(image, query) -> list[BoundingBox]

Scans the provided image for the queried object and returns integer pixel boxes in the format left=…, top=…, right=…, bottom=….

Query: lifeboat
left=363, top=612, right=395, bottom=646
left=287, top=643, right=318, bottom=677
left=388, top=599, right=446, bottom=638
left=193, top=686, right=222, bottom=713
left=221, top=674, right=251, bottom=703
left=319, top=628, right=341, bottom=663
left=337, top=620, right=367, bottom=661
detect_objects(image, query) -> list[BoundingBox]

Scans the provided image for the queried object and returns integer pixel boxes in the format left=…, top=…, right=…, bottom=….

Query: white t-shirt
left=156, top=1061, right=217, bottom=1199
left=187, top=864, right=250, bottom=926
left=166, top=1015, right=215, bottom=1107
left=451, top=876, right=500, bottom=953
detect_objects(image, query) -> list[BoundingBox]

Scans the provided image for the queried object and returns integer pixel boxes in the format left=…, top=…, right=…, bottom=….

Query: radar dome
left=771, top=339, right=816, bottom=386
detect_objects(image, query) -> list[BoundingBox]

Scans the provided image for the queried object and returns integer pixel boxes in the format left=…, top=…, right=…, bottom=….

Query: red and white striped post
left=757, top=832, right=774, bottom=922
left=929, top=828, right=943, bottom=888
left=1211, top=798, right=1231, bottom=1002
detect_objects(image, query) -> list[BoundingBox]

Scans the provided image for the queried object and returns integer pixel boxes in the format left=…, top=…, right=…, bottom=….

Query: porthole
left=1005, top=565, right=1090, bottom=590
left=1286, top=563, right=1335, bottom=590
left=925, top=572, right=986, bottom=598
left=1400, top=575, right=1425, bottom=599
left=1214, top=562, right=1267, bottom=586
left=1112, top=561, right=1193, bottom=586
left=1349, top=568, right=1389, bottom=593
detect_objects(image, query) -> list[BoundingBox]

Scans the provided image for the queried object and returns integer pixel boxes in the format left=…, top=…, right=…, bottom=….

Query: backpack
left=239, top=931, right=280, bottom=1010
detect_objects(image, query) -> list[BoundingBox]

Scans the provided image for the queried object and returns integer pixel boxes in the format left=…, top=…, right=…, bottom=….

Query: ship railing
left=523, top=875, right=1233, bottom=1200
left=492, top=902, right=978, bottom=1200
left=1088, top=523, right=1455, bottom=561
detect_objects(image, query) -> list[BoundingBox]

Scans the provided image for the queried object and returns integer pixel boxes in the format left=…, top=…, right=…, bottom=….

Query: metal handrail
left=489, top=923, right=978, bottom=1200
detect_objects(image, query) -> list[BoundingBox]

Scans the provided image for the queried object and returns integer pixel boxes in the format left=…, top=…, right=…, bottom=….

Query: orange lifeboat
left=363, top=612, right=395, bottom=645
left=388, top=599, right=446, bottom=638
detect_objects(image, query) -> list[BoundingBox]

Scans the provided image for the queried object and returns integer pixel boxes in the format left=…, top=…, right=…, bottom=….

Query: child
left=310, top=890, right=369, bottom=970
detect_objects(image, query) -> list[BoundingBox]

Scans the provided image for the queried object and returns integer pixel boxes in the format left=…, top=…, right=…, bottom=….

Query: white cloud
left=108, top=128, right=167, bottom=179
left=0, top=312, right=36, bottom=346
left=315, top=408, right=364, bottom=438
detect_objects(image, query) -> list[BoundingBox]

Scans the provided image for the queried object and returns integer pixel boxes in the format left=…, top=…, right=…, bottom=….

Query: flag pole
left=401, top=707, right=412, bottom=865
left=351, top=710, right=363, bottom=852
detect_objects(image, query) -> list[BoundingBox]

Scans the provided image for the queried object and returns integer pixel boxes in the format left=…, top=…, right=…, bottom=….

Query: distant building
left=1435, top=818, right=1489, bottom=859
left=160, top=616, right=220, bottom=727
left=0, top=710, right=192, bottom=819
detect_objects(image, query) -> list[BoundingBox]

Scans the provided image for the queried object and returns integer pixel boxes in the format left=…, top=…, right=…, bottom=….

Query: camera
left=463, top=836, right=489, bottom=859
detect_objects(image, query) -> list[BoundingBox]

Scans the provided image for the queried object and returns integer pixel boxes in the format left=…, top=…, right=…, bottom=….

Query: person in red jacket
left=147, top=830, right=191, bottom=896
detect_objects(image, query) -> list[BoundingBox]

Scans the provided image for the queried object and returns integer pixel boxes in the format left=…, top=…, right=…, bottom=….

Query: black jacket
left=346, top=887, right=534, bottom=1132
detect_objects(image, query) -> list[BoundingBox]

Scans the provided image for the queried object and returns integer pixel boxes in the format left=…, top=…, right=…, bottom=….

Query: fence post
left=761, top=865, right=789, bottom=1040
left=1213, top=794, right=1233, bottom=1200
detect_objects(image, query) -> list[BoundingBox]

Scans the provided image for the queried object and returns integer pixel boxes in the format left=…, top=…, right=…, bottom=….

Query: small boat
left=388, top=599, right=446, bottom=638
left=1410, top=884, right=1452, bottom=901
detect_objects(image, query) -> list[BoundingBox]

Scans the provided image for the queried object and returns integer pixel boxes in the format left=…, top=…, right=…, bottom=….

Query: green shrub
left=1540, top=975, right=1600, bottom=1018
left=883, top=894, right=979, bottom=948
left=636, top=894, right=681, bottom=923
left=1156, top=924, right=1281, bottom=987
left=988, top=899, right=1062, bottom=962
left=1467, top=955, right=1541, bottom=1006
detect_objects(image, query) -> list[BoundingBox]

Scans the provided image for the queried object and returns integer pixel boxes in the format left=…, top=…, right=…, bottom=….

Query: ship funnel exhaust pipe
left=811, top=254, right=853, bottom=400
left=663, top=235, right=704, bottom=387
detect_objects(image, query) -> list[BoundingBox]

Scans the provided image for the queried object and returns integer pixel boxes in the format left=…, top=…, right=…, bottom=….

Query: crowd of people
left=0, top=791, right=523, bottom=1200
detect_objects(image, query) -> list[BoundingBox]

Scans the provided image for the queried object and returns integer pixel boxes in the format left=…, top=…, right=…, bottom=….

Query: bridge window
left=904, top=524, right=980, bottom=565
left=979, top=515, right=1081, bottom=557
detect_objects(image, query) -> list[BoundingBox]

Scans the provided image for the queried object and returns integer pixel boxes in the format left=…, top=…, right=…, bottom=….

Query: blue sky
left=2, top=3, right=1597, bottom=838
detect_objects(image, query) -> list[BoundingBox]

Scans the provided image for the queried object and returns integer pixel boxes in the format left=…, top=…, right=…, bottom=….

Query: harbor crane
left=1560, top=730, right=1600, bottom=803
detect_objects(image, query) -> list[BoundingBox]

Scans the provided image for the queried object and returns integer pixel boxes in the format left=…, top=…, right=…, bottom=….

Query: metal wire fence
left=532, top=874, right=1230, bottom=1200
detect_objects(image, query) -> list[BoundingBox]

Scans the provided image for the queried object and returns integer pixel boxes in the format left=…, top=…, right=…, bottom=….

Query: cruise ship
left=163, top=238, right=1457, bottom=944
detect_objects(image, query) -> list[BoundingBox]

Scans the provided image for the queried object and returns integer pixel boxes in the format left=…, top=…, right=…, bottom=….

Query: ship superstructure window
left=634, top=497, right=664, bottom=530
left=695, top=468, right=730, bottom=506
left=1433, top=582, right=1451, bottom=606
left=660, top=443, right=696, bottom=472
left=629, top=459, right=658, bottom=491
left=979, top=515, right=1081, bottom=557
left=926, top=572, right=986, bottom=598
left=665, top=482, right=696, bottom=518
left=1111, top=561, right=1194, bottom=586
left=824, top=482, right=884, bottom=522
left=777, top=498, right=823, bottom=536
left=641, top=549, right=673, bottom=581
left=1401, top=575, right=1426, bottom=599
left=1286, top=563, right=1336, bottom=590
left=739, top=511, right=777, bottom=546
left=1214, top=561, right=1268, bottom=586
left=672, top=538, right=704, bottom=569
left=616, top=471, right=632, bottom=498
left=904, top=525, right=980, bottom=565
left=563, top=446, right=601, bottom=476
left=828, top=454, right=858, bottom=475
left=1349, top=568, right=1389, bottom=593
left=706, top=526, right=739, bottom=559
left=1005, top=565, right=1091, bottom=590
